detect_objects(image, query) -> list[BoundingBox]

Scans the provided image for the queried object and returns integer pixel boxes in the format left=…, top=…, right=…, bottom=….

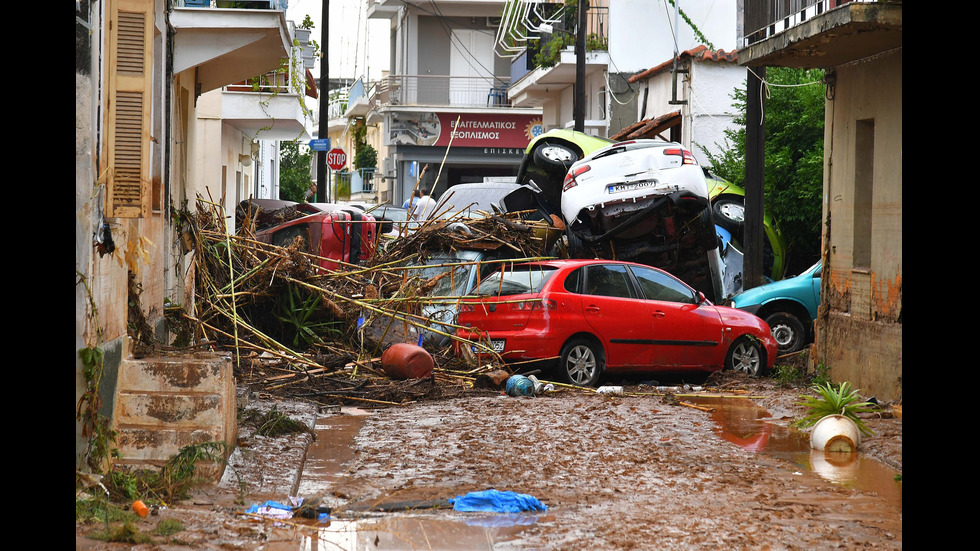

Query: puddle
left=295, top=407, right=541, bottom=549
left=688, top=396, right=902, bottom=511
left=298, top=514, right=542, bottom=550
left=296, top=407, right=372, bottom=498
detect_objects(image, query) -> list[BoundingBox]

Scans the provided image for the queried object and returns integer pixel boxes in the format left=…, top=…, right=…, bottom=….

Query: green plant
left=89, top=521, right=154, bottom=545
left=243, top=405, right=312, bottom=437
left=792, top=381, right=877, bottom=436
left=811, top=362, right=830, bottom=386
left=772, top=363, right=804, bottom=387
left=275, top=284, right=339, bottom=348
left=154, top=518, right=185, bottom=537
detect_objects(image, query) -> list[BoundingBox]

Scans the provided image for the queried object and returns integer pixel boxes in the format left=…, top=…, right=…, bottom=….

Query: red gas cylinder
left=381, top=343, right=434, bottom=380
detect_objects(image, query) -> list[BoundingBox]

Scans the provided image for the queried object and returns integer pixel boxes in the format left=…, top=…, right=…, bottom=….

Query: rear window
left=475, top=265, right=557, bottom=297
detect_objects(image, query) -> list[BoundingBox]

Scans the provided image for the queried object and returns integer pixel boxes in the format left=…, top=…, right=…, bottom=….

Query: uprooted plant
left=102, top=441, right=229, bottom=503
left=792, top=381, right=877, bottom=436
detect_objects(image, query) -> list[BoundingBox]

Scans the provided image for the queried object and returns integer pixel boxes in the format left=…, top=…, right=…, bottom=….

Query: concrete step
left=112, top=351, right=236, bottom=475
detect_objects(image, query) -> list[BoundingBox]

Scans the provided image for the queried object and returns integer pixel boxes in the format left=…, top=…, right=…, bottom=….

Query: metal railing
left=376, top=75, right=514, bottom=108
left=743, top=0, right=873, bottom=46
left=225, top=69, right=291, bottom=94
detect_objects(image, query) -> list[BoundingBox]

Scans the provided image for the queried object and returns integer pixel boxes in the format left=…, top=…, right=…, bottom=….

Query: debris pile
left=181, top=198, right=561, bottom=405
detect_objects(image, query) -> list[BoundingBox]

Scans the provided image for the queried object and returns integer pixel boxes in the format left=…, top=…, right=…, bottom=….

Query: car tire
left=726, top=337, right=768, bottom=377
left=765, top=312, right=806, bottom=355
left=712, top=197, right=745, bottom=235
left=533, top=142, right=579, bottom=175
left=558, top=338, right=603, bottom=387
left=565, top=231, right=588, bottom=258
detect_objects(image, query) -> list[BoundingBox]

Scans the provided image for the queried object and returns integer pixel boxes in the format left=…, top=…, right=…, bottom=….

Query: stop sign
left=326, top=148, right=347, bottom=170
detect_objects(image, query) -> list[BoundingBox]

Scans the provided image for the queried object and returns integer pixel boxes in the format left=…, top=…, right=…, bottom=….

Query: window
left=104, top=0, right=153, bottom=218
left=629, top=265, right=695, bottom=304
left=475, top=265, right=557, bottom=297
left=584, top=265, right=636, bottom=299
left=853, top=119, right=875, bottom=268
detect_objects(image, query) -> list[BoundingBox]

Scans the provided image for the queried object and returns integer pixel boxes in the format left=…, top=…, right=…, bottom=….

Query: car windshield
left=408, top=258, right=474, bottom=297
left=475, top=265, right=557, bottom=297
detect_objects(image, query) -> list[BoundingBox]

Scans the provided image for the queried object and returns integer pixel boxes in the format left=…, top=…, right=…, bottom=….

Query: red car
left=456, top=259, right=777, bottom=386
left=241, top=200, right=377, bottom=271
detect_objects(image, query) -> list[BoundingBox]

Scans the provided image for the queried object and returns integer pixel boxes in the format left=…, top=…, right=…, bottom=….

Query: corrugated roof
left=628, top=46, right=739, bottom=84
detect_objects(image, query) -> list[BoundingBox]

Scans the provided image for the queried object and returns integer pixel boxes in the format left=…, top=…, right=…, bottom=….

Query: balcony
left=374, top=75, right=515, bottom=110
left=170, top=3, right=292, bottom=94
left=221, top=68, right=313, bottom=140
left=739, top=0, right=903, bottom=68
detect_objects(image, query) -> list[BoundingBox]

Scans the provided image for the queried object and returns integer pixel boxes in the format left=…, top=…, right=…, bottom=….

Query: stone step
left=112, top=351, right=236, bottom=478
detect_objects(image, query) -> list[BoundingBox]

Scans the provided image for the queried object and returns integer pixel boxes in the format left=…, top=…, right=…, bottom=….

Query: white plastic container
left=596, top=386, right=624, bottom=396
left=810, top=414, right=861, bottom=453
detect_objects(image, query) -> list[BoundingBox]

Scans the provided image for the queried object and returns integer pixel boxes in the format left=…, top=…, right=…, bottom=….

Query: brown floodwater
left=289, top=395, right=899, bottom=549
left=686, top=395, right=902, bottom=511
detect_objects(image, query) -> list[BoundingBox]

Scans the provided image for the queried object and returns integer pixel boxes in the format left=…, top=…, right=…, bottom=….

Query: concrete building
left=366, top=0, right=544, bottom=206
left=76, top=0, right=307, bottom=471
left=506, top=0, right=739, bottom=140
left=739, top=0, right=902, bottom=401
left=613, top=46, right=745, bottom=167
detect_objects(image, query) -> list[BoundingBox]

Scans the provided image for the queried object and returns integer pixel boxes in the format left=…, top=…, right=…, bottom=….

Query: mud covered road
left=76, top=372, right=902, bottom=550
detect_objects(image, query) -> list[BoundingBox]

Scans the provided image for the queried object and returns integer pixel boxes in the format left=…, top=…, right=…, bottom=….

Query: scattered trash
left=596, top=386, right=623, bottom=396
left=132, top=500, right=149, bottom=518
left=506, top=375, right=535, bottom=397
left=243, top=497, right=331, bottom=523
left=381, top=343, right=434, bottom=380
left=450, top=490, right=548, bottom=513
left=810, top=414, right=861, bottom=453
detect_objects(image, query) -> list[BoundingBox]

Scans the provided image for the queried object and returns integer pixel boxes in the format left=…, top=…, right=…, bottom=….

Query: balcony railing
left=226, top=69, right=291, bottom=94
left=743, top=0, right=873, bottom=46
left=375, top=75, right=514, bottom=108
left=177, top=1, right=287, bottom=9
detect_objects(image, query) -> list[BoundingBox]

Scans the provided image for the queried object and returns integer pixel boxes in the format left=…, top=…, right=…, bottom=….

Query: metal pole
left=316, top=0, right=330, bottom=202
left=744, top=66, right=766, bottom=290
left=574, top=0, right=586, bottom=132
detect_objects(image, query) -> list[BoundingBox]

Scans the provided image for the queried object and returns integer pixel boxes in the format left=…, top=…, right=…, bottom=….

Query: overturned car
left=557, top=140, right=724, bottom=302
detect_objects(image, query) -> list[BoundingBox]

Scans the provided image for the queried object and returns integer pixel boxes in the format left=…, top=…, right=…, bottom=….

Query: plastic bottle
left=133, top=500, right=149, bottom=518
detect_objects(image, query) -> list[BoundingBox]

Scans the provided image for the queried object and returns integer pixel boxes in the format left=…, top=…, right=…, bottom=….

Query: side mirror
left=696, top=291, right=707, bottom=305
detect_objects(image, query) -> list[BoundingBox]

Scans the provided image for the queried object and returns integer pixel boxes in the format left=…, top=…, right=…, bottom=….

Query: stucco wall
left=818, top=48, right=902, bottom=401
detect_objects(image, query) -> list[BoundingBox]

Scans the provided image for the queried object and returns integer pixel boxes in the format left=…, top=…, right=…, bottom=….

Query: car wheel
left=533, top=142, right=579, bottom=175
left=765, top=312, right=806, bottom=354
left=726, top=337, right=767, bottom=377
left=712, top=197, right=745, bottom=235
left=558, top=338, right=603, bottom=387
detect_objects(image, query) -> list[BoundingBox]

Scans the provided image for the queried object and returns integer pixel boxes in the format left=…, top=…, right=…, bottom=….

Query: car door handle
left=585, top=305, right=600, bottom=313
left=652, top=310, right=666, bottom=318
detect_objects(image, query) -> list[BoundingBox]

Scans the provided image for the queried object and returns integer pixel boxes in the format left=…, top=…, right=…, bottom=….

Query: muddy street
left=76, top=373, right=901, bottom=550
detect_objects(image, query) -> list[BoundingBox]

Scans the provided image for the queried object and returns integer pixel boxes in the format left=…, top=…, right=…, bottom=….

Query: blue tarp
left=449, top=490, right=547, bottom=513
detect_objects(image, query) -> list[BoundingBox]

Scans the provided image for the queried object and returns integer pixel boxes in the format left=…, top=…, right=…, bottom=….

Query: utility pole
left=744, top=66, right=766, bottom=290
left=316, top=1, right=329, bottom=202
left=574, top=0, right=586, bottom=132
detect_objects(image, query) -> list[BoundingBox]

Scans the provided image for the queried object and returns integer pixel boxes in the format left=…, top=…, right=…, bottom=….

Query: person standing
left=402, top=188, right=421, bottom=210
left=411, top=186, right=436, bottom=221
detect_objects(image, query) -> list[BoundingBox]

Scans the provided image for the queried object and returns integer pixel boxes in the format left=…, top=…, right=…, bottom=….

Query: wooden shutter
left=104, top=0, right=152, bottom=218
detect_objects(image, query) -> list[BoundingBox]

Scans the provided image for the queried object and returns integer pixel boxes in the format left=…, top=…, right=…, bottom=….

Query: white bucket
left=810, top=414, right=861, bottom=453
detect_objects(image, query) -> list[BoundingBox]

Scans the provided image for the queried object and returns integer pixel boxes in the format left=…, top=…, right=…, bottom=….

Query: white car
left=560, top=139, right=725, bottom=302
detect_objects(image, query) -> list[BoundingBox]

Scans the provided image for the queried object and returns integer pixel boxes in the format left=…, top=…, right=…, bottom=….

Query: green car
left=511, top=129, right=788, bottom=282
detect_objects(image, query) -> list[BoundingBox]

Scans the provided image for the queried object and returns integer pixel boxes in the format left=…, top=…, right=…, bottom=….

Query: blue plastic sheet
left=449, top=490, right=547, bottom=513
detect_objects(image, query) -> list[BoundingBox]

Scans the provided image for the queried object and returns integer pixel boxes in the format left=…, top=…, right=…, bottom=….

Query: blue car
left=727, top=261, right=821, bottom=355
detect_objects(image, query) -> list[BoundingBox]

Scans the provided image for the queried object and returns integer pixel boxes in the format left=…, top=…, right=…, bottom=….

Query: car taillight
left=563, top=164, right=591, bottom=191
left=459, top=303, right=476, bottom=313
left=511, top=298, right=556, bottom=311
left=663, top=147, right=698, bottom=165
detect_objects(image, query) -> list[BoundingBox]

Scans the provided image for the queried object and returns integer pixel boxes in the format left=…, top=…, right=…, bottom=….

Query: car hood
left=729, top=270, right=810, bottom=308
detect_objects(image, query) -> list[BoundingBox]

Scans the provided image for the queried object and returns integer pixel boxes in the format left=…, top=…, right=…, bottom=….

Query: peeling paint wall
left=817, top=48, right=902, bottom=401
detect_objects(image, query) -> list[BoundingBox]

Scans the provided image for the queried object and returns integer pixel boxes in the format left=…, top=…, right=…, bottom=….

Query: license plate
left=491, top=339, right=506, bottom=352
left=608, top=180, right=657, bottom=194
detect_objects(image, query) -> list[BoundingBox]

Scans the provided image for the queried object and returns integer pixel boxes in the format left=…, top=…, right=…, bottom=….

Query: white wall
left=609, top=0, right=738, bottom=72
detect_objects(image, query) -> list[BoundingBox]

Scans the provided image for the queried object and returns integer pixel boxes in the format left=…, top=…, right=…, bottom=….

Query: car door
left=628, top=265, right=725, bottom=368
left=574, top=264, right=654, bottom=369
